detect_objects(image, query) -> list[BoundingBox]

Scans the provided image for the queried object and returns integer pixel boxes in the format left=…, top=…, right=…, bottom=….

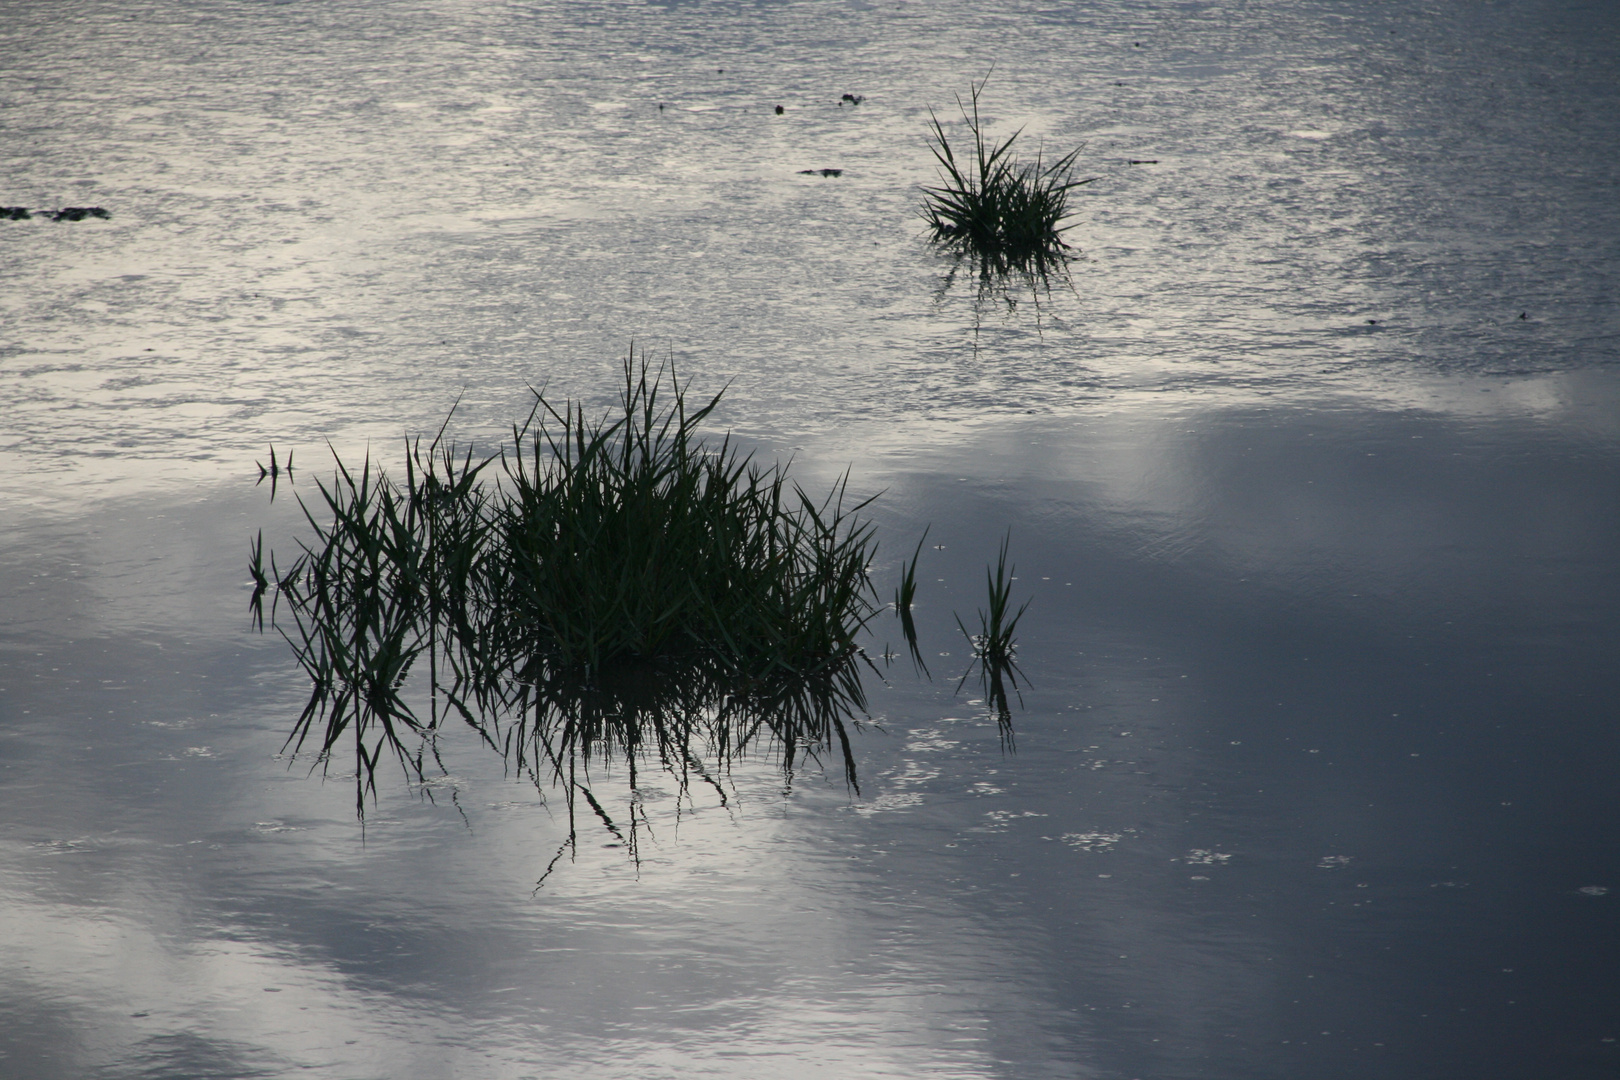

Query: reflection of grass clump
left=254, top=352, right=883, bottom=810
left=501, top=655, right=873, bottom=879
left=921, top=74, right=1094, bottom=279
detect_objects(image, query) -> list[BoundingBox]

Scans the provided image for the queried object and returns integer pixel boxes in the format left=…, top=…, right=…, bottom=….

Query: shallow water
left=3, top=1, right=1619, bottom=1077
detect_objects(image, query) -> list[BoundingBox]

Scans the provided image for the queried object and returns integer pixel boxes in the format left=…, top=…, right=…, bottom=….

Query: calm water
left=3, top=0, right=1619, bottom=1077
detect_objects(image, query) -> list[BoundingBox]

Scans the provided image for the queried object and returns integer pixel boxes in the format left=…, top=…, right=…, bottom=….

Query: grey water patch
left=95, top=1031, right=286, bottom=1080
left=1062, top=831, right=1126, bottom=852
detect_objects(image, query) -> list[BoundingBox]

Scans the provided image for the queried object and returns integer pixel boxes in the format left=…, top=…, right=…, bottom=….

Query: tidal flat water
left=3, top=1, right=1619, bottom=1077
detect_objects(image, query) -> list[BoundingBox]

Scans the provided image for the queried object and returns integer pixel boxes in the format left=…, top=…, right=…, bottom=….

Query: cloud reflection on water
left=3, top=0, right=1619, bottom=1074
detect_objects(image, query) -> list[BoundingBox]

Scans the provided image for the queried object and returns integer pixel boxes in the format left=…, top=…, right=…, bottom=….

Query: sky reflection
left=5, top=389, right=1617, bottom=1076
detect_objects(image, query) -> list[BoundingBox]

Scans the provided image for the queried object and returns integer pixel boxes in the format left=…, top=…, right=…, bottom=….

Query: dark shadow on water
left=96, top=1031, right=285, bottom=1080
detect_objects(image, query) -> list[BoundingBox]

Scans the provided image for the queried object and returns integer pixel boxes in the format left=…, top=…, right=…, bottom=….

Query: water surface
left=3, top=1, right=1618, bottom=1077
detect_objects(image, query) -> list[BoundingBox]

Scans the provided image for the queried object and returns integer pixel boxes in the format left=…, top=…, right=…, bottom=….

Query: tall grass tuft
left=921, top=73, right=1095, bottom=280
left=488, top=359, right=880, bottom=680
left=255, top=352, right=1034, bottom=862
left=259, top=351, right=885, bottom=816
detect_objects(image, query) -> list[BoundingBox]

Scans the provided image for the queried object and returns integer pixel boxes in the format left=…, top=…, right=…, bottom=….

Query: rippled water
left=3, top=0, right=1619, bottom=1077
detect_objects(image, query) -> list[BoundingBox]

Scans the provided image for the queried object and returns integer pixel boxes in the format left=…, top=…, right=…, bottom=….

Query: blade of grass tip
left=986, top=531, right=1026, bottom=657
left=975, top=531, right=1030, bottom=703
left=894, top=527, right=930, bottom=677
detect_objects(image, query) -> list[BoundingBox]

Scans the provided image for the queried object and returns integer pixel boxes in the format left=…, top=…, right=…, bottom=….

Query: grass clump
left=253, top=351, right=885, bottom=813
left=250, top=351, right=1033, bottom=866
left=921, top=73, right=1095, bottom=280
left=491, top=360, right=878, bottom=678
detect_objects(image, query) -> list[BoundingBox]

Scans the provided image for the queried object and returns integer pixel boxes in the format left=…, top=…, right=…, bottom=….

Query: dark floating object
left=775, top=104, right=784, bottom=115
left=799, top=168, right=843, bottom=177
left=1127, top=159, right=1158, bottom=165
left=841, top=93, right=864, bottom=105
left=4, top=206, right=111, bottom=221
left=1519, top=311, right=1528, bottom=319
left=1367, top=319, right=1379, bottom=325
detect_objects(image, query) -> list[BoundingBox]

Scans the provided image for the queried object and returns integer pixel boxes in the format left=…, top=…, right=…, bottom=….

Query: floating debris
left=798, top=168, right=843, bottom=178
left=775, top=104, right=784, bottom=115
left=3, top=206, right=111, bottom=221
left=1127, top=159, right=1158, bottom=165
left=840, top=93, right=864, bottom=105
